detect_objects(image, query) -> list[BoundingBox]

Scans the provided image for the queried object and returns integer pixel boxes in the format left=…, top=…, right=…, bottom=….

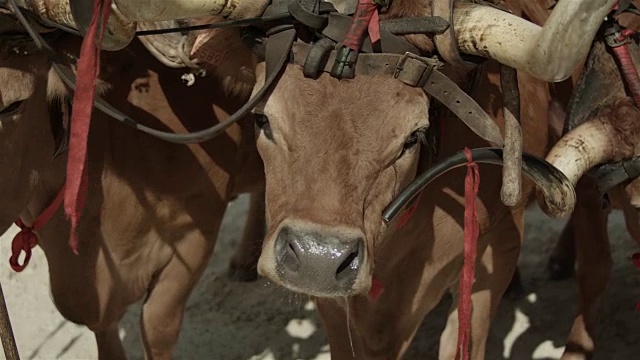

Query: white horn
left=10, top=0, right=135, bottom=50
left=453, top=0, right=616, bottom=82
left=12, top=0, right=75, bottom=29
left=112, top=0, right=269, bottom=21
left=538, top=111, right=640, bottom=218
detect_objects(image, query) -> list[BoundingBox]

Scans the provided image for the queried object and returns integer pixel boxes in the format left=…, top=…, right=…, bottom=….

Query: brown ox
left=249, top=0, right=613, bottom=359
left=511, top=2, right=640, bottom=358
left=0, top=14, right=264, bottom=360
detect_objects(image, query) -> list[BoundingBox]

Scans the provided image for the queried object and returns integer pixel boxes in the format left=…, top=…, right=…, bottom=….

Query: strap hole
left=468, top=111, right=473, bottom=115
left=456, top=100, right=461, bottom=104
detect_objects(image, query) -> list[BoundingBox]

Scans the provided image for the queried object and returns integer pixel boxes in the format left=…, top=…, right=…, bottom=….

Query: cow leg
left=95, top=325, right=127, bottom=360
left=439, top=212, right=523, bottom=360
left=548, top=218, right=576, bottom=281
left=140, top=231, right=218, bottom=359
left=228, top=192, right=265, bottom=282
left=561, top=178, right=611, bottom=360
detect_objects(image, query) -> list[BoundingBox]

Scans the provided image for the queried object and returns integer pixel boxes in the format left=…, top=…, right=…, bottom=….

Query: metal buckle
left=393, top=52, right=441, bottom=86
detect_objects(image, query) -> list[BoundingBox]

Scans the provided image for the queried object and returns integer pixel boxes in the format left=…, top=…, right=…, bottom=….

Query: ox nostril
left=282, top=239, right=301, bottom=272
left=336, top=250, right=358, bottom=276
left=276, top=227, right=301, bottom=272
left=335, top=240, right=363, bottom=282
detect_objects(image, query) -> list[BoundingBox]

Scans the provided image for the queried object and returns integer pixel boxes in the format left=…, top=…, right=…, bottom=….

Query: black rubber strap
left=381, top=148, right=575, bottom=223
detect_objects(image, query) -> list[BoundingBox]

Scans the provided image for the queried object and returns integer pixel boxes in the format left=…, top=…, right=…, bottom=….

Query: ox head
left=250, top=0, right=614, bottom=298
left=253, top=63, right=432, bottom=297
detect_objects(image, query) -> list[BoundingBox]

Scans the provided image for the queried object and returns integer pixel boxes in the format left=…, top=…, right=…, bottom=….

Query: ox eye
left=0, top=100, right=25, bottom=116
left=398, top=129, right=425, bottom=158
left=254, top=113, right=270, bottom=129
left=403, top=132, right=420, bottom=150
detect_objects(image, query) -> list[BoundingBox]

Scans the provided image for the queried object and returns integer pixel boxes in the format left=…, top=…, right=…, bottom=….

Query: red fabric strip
left=368, top=276, right=385, bottom=301
left=456, top=148, right=480, bottom=360
left=65, top=0, right=112, bottom=255
left=396, top=193, right=423, bottom=230
left=10, top=186, right=66, bottom=272
left=611, top=43, right=640, bottom=108
left=368, top=7, right=381, bottom=44
left=342, top=0, right=378, bottom=51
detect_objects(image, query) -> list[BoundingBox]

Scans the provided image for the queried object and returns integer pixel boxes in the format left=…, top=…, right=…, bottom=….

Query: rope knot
left=10, top=219, right=39, bottom=272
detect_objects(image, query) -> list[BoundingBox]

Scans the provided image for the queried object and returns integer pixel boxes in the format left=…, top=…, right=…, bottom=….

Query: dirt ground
left=1, top=195, right=639, bottom=360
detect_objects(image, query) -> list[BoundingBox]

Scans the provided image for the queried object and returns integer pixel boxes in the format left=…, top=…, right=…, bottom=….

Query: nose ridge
left=274, top=226, right=364, bottom=296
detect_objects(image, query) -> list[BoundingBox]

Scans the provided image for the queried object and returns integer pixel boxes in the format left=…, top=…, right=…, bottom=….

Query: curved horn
left=382, top=148, right=575, bottom=223
left=452, top=0, right=616, bottom=82
left=112, top=0, right=268, bottom=21
left=8, top=0, right=135, bottom=50
left=8, top=0, right=268, bottom=50
left=537, top=115, right=638, bottom=218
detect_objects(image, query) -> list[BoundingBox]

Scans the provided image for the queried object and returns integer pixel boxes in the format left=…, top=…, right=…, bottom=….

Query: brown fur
left=0, top=29, right=265, bottom=359
left=252, top=0, right=551, bottom=357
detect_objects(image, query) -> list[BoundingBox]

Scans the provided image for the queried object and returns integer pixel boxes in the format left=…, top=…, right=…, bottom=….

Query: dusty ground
left=0, top=196, right=638, bottom=360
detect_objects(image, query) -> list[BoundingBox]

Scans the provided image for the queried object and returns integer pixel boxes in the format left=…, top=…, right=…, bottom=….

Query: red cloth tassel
left=342, top=0, right=381, bottom=51
left=456, top=148, right=480, bottom=360
left=65, top=0, right=112, bottom=254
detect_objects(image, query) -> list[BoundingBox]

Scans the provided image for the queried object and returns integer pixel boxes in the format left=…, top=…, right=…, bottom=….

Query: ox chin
left=257, top=220, right=371, bottom=298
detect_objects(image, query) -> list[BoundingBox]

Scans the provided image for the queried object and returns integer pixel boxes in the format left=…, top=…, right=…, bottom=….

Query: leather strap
left=432, top=0, right=474, bottom=70
left=421, top=68, right=503, bottom=146
left=291, top=43, right=504, bottom=146
left=381, top=17, right=450, bottom=35
left=288, top=0, right=326, bottom=29
left=321, top=13, right=445, bottom=56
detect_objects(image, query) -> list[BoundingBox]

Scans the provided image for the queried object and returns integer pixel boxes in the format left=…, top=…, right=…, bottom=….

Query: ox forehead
left=257, top=34, right=504, bottom=146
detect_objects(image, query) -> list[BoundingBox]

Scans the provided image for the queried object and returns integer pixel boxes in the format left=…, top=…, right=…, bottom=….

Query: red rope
left=456, top=148, right=480, bottom=360
left=65, top=0, right=112, bottom=254
left=342, top=0, right=380, bottom=51
left=612, top=43, right=640, bottom=107
left=10, top=186, right=65, bottom=272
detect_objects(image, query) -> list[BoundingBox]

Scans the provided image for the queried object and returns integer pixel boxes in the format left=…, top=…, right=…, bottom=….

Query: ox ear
left=50, top=98, right=70, bottom=159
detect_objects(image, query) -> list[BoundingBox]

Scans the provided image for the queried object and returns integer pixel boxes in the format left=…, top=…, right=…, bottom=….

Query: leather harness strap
left=290, top=43, right=505, bottom=146
left=432, top=0, right=475, bottom=70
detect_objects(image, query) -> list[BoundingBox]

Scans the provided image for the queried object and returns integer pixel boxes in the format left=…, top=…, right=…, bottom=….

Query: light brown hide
left=252, top=0, right=551, bottom=356
left=0, top=29, right=265, bottom=359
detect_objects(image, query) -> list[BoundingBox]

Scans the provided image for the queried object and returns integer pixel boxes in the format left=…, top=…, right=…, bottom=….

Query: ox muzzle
left=273, top=222, right=366, bottom=297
